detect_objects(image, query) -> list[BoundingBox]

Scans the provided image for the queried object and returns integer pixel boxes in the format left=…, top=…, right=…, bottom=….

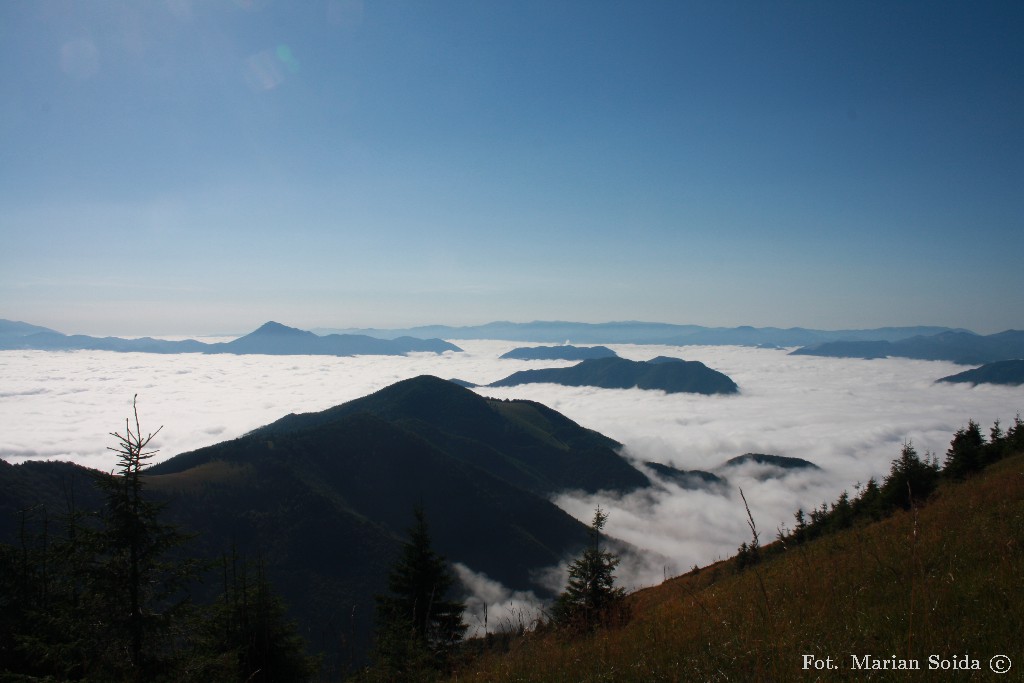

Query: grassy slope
left=454, top=452, right=1024, bottom=681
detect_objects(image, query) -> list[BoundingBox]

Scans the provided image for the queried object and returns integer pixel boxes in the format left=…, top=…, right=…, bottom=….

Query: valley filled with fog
left=2, top=341, right=1020, bottom=597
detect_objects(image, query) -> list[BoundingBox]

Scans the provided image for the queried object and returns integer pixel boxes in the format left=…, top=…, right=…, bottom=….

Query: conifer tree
left=881, top=441, right=939, bottom=510
left=551, top=507, right=626, bottom=630
left=194, top=550, right=318, bottom=682
left=87, top=396, right=198, bottom=680
left=1008, top=413, right=1024, bottom=450
left=372, top=505, right=466, bottom=678
left=828, top=490, right=854, bottom=532
left=0, top=398, right=317, bottom=681
left=0, top=479, right=97, bottom=680
left=853, top=477, right=882, bottom=520
left=943, top=419, right=986, bottom=479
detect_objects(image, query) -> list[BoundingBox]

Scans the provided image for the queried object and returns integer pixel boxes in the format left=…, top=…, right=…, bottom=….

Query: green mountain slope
left=246, top=375, right=650, bottom=495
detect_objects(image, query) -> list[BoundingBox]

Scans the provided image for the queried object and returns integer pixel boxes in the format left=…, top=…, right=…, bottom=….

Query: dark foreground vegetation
left=0, top=399, right=317, bottom=682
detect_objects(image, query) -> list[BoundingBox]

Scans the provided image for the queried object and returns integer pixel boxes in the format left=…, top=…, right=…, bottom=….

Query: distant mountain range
left=6, top=318, right=1003, bottom=353
left=474, top=356, right=739, bottom=395
left=937, top=359, right=1024, bottom=386
left=499, top=345, right=619, bottom=361
left=0, top=320, right=460, bottom=356
left=791, top=330, right=1024, bottom=365
left=315, top=321, right=963, bottom=346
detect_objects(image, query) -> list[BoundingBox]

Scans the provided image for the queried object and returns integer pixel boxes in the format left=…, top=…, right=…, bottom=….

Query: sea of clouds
left=2, top=340, right=1020, bottom=625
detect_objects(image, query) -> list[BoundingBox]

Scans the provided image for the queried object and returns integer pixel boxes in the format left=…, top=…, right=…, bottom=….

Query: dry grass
left=452, top=452, right=1024, bottom=681
left=147, top=460, right=256, bottom=491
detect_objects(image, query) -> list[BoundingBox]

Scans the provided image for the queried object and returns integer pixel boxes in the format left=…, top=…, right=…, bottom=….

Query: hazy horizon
left=4, top=315, right=1019, bottom=341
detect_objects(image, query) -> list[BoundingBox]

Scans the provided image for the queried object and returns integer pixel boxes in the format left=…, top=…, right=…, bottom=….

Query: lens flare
left=244, top=45, right=298, bottom=91
left=275, top=44, right=299, bottom=74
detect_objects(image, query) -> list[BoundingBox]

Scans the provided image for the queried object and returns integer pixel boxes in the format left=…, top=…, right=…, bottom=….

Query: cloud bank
left=1, top=341, right=1020, bottom=598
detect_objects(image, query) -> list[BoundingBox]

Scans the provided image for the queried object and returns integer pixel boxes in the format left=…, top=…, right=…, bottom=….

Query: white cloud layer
left=453, top=563, right=546, bottom=638
left=1, top=341, right=1020, bottom=598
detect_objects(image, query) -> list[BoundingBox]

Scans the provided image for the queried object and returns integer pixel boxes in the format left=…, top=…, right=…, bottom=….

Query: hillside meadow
left=452, top=450, right=1024, bottom=682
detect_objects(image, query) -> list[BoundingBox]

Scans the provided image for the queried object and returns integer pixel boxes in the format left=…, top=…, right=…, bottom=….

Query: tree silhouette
left=880, top=441, right=939, bottom=510
left=372, top=505, right=466, bottom=678
left=943, top=419, right=986, bottom=479
left=551, top=507, right=626, bottom=630
left=87, top=395, right=198, bottom=680
left=194, top=549, right=317, bottom=682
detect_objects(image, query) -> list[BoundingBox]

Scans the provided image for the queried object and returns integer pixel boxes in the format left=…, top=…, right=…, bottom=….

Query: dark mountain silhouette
left=1, top=376, right=651, bottom=668
left=499, top=345, right=619, bottom=361
left=486, top=357, right=739, bottom=395
left=0, top=460, right=107, bottom=542
left=791, top=330, right=1024, bottom=365
left=937, top=359, right=1024, bottom=386
left=643, top=453, right=819, bottom=492
left=315, top=320, right=959, bottom=346
left=643, top=462, right=726, bottom=490
left=210, top=321, right=460, bottom=355
left=0, top=319, right=460, bottom=356
left=723, top=453, right=820, bottom=470
left=249, top=375, right=649, bottom=496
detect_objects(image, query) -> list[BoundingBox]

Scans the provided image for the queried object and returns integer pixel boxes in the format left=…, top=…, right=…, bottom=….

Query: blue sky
left=2, top=1, right=1021, bottom=336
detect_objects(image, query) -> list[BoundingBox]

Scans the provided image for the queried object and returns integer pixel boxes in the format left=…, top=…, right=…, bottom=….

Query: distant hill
left=643, top=453, right=819, bottom=492
left=791, top=329, right=1024, bottom=364
left=486, top=357, right=739, bottom=395
left=722, top=453, right=820, bottom=470
left=315, top=320, right=960, bottom=346
left=643, top=462, right=726, bottom=490
left=1, top=376, right=649, bottom=669
left=938, top=359, right=1024, bottom=386
left=0, top=319, right=460, bottom=356
left=499, top=345, right=618, bottom=361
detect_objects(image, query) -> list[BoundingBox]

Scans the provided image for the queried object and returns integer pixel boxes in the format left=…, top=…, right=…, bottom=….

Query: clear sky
left=2, top=1, right=1021, bottom=336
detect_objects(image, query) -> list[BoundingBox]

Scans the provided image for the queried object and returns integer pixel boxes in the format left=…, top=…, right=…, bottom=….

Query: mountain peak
left=249, top=321, right=314, bottom=337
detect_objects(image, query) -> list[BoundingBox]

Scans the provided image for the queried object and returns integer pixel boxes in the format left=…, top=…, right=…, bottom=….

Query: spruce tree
left=194, top=550, right=318, bottom=682
left=87, top=396, right=198, bottom=681
left=943, top=419, right=986, bottom=479
left=372, top=505, right=466, bottom=678
left=551, top=507, right=626, bottom=630
left=881, top=441, right=939, bottom=510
